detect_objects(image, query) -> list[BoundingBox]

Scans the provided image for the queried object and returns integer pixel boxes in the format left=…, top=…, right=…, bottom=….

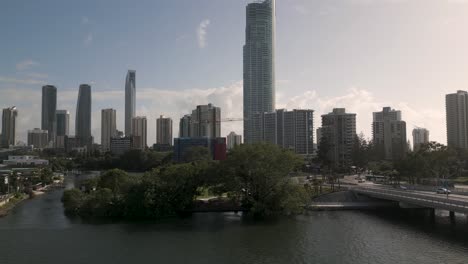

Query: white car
left=436, top=188, right=451, bottom=194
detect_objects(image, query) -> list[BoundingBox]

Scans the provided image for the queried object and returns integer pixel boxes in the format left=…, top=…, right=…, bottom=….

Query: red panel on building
left=212, top=138, right=227, bottom=161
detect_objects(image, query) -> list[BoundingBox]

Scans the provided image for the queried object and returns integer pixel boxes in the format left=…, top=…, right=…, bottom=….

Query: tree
left=218, top=143, right=305, bottom=217
left=62, top=189, right=85, bottom=215
left=40, top=168, right=53, bottom=186
left=351, top=133, right=370, bottom=170
left=183, top=146, right=211, bottom=163
left=98, top=169, right=133, bottom=197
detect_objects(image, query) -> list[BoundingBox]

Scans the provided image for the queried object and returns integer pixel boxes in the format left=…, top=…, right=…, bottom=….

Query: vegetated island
left=62, top=143, right=312, bottom=220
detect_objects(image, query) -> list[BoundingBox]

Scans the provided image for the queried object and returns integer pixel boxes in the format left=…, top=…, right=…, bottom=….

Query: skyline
left=2, top=0, right=468, bottom=145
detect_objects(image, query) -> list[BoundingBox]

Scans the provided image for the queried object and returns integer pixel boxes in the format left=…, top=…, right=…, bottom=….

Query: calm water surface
left=0, top=176, right=468, bottom=263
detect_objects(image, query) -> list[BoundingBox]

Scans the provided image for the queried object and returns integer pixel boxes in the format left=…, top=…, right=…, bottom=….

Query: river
left=0, top=177, right=468, bottom=263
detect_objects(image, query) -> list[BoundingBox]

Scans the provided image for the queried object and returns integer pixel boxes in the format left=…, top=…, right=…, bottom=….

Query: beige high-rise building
left=189, top=104, right=221, bottom=139
left=446, top=90, right=468, bottom=149
left=27, top=128, right=48, bottom=149
left=227, top=132, right=242, bottom=149
left=412, top=128, right=429, bottom=151
left=321, top=108, right=356, bottom=168
left=101, top=109, right=117, bottom=151
left=131, top=116, right=147, bottom=150
left=156, top=115, right=173, bottom=146
left=2, top=106, right=18, bottom=148
left=372, top=107, right=407, bottom=160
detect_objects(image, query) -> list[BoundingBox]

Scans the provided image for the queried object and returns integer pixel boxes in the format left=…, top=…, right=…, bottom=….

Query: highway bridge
left=352, top=186, right=468, bottom=217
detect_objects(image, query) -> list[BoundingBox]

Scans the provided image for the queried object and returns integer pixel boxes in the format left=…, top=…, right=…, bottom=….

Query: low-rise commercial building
left=3, top=156, right=49, bottom=166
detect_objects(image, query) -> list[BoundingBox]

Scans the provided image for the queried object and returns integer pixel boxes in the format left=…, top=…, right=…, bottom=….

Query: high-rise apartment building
left=256, top=109, right=314, bottom=155
left=125, top=70, right=136, bottom=136
left=131, top=116, right=147, bottom=150
left=321, top=108, right=356, bottom=169
left=156, top=115, right=173, bottom=146
left=179, top=114, right=191, bottom=137
left=41, top=85, right=57, bottom=145
left=27, top=128, right=48, bottom=149
left=446, top=90, right=468, bottom=149
left=412, top=128, right=429, bottom=152
left=243, top=0, right=276, bottom=144
left=189, top=104, right=221, bottom=138
left=372, top=107, right=407, bottom=160
left=55, top=110, right=70, bottom=148
left=76, top=84, right=92, bottom=147
left=227, top=132, right=242, bottom=149
left=101, top=109, right=117, bottom=151
left=1, top=106, right=18, bottom=148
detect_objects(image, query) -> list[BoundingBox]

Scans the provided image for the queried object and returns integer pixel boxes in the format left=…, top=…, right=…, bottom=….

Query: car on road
left=436, top=188, right=451, bottom=194
left=399, top=186, right=408, bottom=190
left=358, top=179, right=365, bottom=183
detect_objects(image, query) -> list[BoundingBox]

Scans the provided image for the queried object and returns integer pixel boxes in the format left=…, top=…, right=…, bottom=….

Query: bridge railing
left=353, top=187, right=468, bottom=212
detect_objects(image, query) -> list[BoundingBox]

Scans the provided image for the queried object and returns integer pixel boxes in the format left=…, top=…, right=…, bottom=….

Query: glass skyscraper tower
left=41, top=85, right=57, bottom=145
left=76, top=84, right=92, bottom=146
left=243, top=0, right=276, bottom=144
left=125, top=70, right=136, bottom=136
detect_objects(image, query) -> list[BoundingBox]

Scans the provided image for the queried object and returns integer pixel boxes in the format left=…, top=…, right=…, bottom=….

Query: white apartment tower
left=446, top=90, right=468, bottom=149
left=227, top=132, right=242, bottom=149
left=412, top=128, right=429, bottom=151
left=372, top=107, right=407, bottom=160
left=157, top=115, right=173, bottom=146
left=321, top=108, right=356, bottom=168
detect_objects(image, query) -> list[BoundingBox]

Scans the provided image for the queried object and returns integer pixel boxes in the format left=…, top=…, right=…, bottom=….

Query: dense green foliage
left=62, top=144, right=310, bottom=219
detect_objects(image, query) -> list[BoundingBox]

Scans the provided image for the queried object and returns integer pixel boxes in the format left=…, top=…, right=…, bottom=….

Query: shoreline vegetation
left=62, top=144, right=313, bottom=220
left=0, top=181, right=65, bottom=218
left=0, top=193, right=28, bottom=217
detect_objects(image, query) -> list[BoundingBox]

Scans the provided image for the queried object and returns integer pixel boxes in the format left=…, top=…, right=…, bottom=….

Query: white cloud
left=197, top=19, right=211, bottom=48
left=16, top=60, right=39, bottom=71
left=0, top=76, right=46, bottom=85
left=26, top=73, right=48, bottom=79
left=84, top=33, right=93, bottom=47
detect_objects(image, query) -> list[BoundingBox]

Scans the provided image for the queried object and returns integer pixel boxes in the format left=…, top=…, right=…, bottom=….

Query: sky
left=1, top=0, right=468, bottom=146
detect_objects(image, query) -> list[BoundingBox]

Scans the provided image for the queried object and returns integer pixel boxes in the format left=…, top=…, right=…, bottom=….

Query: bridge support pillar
left=429, top=208, right=435, bottom=219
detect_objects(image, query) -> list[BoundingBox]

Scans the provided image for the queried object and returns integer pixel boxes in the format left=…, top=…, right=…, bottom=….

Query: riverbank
left=0, top=194, right=28, bottom=217
left=0, top=181, right=65, bottom=218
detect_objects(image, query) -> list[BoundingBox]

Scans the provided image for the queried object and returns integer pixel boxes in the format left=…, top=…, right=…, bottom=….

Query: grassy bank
left=0, top=194, right=28, bottom=217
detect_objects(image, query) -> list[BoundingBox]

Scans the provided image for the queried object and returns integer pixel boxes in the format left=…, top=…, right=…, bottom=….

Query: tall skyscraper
left=321, top=108, right=356, bottom=169
left=179, top=114, right=192, bottom=137
left=446, top=90, right=468, bottom=149
left=372, top=107, right=407, bottom=160
left=131, top=116, right=147, bottom=150
left=55, top=110, right=70, bottom=148
left=76, top=84, right=92, bottom=147
left=125, top=70, right=136, bottom=136
left=156, top=115, right=173, bottom=146
left=101, top=109, right=117, bottom=151
left=243, top=0, right=276, bottom=144
left=190, top=104, right=221, bottom=138
left=27, top=128, right=48, bottom=149
left=41, top=85, right=57, bottom=145
left=227, top=131, right=242, bottom=149
left=412, top=128, right=429, bottom=152
left=1, top=106, right=18, bottom=148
